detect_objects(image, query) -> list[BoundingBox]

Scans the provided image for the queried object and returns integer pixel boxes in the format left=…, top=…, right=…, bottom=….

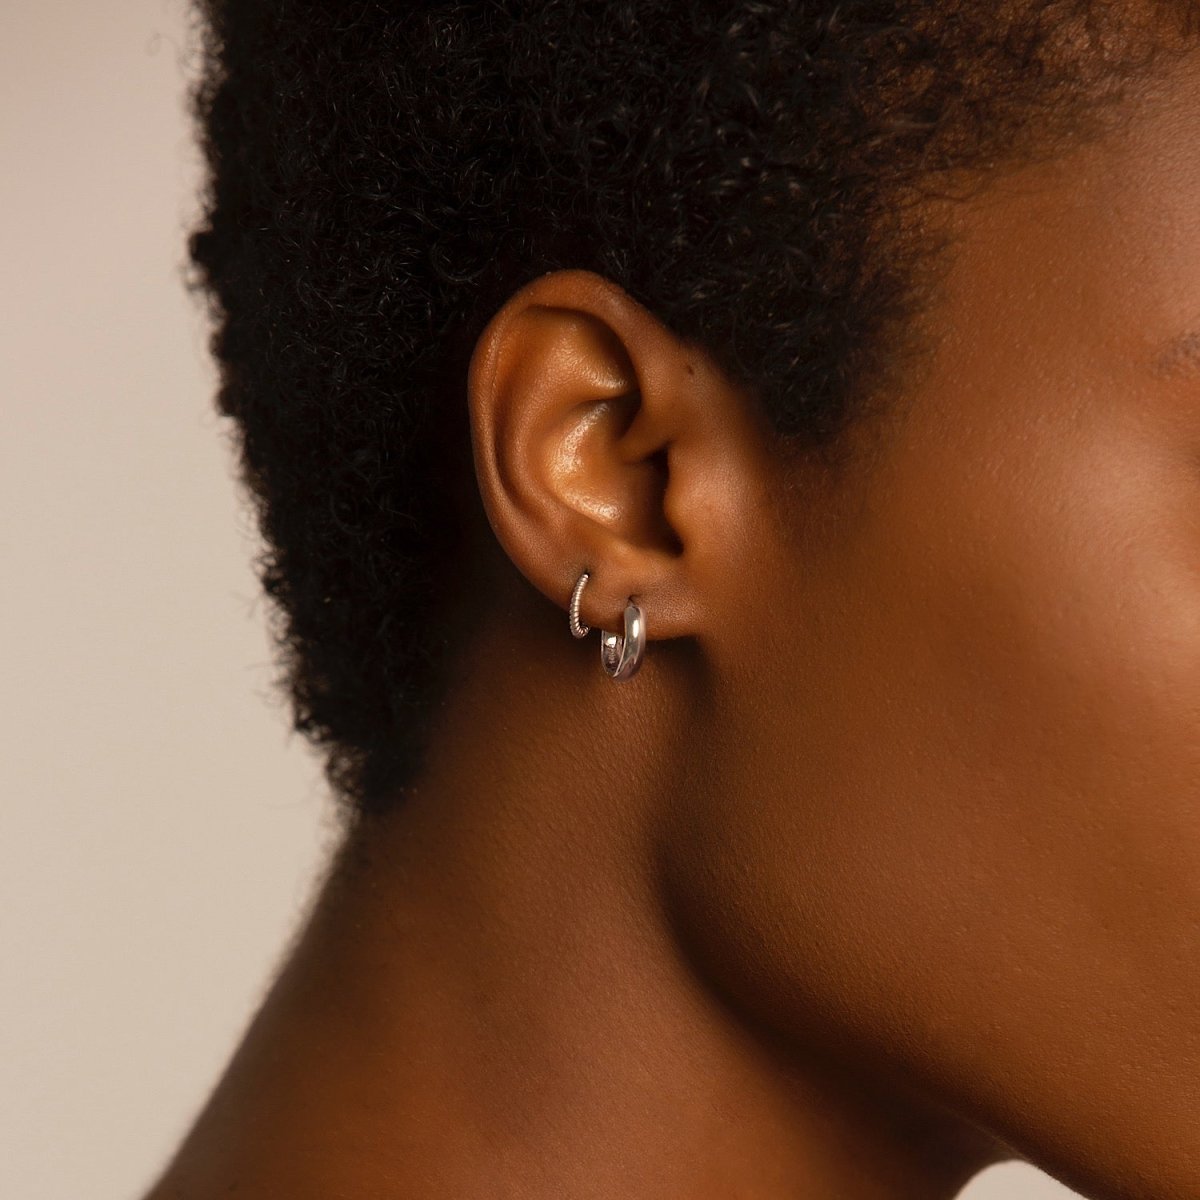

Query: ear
left=466, top=269, right=773, bottom=642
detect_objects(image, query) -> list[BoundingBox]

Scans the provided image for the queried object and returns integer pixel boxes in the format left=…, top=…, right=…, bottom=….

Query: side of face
left=661, top=50, right=1200, bottom=1198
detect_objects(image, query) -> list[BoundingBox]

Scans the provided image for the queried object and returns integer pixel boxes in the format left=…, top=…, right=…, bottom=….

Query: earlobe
left=466, top=268, right=768, bottom=645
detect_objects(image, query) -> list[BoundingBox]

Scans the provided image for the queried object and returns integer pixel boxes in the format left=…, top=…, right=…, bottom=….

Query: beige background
left=0, top=2, right=1082, bottom=1197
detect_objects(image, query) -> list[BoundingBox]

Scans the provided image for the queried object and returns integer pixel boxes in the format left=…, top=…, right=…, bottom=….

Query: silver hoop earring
left=568, top=571, right=591, bottom=638
left=600, top=600, right=645, bottom=681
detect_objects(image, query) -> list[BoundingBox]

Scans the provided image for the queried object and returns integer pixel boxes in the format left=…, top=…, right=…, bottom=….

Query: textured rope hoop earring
left=600, top=600, right=645, bottom=681
left=568, top=571, right=591, bottom=638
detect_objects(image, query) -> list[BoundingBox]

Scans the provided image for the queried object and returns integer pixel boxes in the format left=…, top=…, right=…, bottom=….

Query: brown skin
left=149, top=49, right=1200, bottom=1200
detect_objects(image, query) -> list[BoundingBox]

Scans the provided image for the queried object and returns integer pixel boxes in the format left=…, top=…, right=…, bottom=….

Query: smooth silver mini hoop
left=600, top=601, right=645, bottom=680
left=568, top=570, right=646, bottom=681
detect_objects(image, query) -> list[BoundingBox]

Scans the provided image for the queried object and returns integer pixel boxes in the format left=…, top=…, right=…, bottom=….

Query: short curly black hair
left=187, top=0, right=1195, bottom=815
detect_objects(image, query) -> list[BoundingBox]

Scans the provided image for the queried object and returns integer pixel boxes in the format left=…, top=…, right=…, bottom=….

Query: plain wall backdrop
left=0, top=2, right=1084, bottom=1197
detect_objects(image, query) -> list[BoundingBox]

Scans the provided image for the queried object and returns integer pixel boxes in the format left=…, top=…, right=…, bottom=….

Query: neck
left=147, top=591, right=999, bottom=1199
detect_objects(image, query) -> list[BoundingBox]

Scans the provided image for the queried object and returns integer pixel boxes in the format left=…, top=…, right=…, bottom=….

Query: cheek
left=674, top=389, right=1200, bottom=1184
left=834, top=391, right=1200, bottom=1175
left=901, top=398, right=1200, bottom=945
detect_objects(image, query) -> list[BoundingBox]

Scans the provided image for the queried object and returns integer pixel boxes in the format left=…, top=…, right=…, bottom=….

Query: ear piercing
left=568, top=570, right=645, bottom=680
